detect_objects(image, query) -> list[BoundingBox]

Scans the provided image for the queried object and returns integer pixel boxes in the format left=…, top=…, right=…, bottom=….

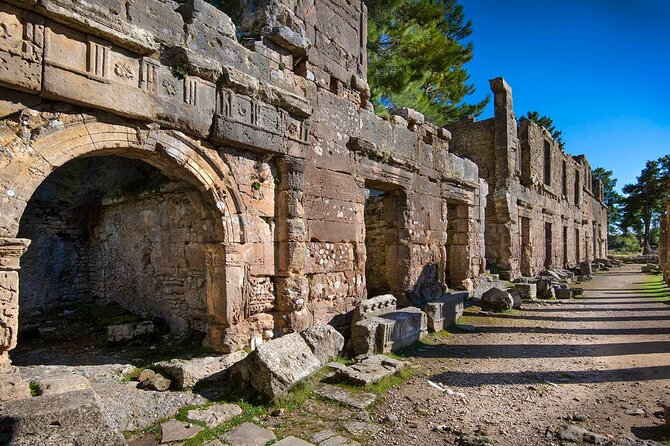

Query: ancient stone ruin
left=0, top=0, right=606, bottom=376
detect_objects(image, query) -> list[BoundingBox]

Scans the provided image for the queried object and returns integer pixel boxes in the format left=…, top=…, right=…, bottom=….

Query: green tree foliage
left=592, top=167, right=623, bottom=236
left=523, top=111, right=565, bottom=149
left=366, top=0, right=489, bottom=125
left=621, top=157, right=669, bottom=254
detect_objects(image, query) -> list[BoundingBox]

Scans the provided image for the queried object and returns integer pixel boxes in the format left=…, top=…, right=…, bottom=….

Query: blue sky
left=461, top=0, right=670, bottom=192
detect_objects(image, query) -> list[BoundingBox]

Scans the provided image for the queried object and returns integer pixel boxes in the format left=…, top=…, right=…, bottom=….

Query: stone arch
left=0, top=112, right=249, bottom=364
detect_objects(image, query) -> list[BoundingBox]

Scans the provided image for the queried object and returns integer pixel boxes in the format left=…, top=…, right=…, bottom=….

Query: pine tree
left=366, top=0, right=489, bottom=126
left=592, top=167, right=623, bottom=236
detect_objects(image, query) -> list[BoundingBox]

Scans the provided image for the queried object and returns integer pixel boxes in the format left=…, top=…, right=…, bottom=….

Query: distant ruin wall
left=447, top=78, right=608, bottom=279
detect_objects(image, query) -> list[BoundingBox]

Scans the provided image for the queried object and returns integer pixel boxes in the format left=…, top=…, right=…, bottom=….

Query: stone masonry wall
left=660, top=205, right=669, bottom=284
left=448, top=78, right=608, bottom=279
left=0, top=0, right=486, bottom=361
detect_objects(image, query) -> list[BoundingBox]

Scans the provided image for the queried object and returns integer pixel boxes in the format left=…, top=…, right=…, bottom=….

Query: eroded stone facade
left=447, top=78, right=608, bottom=279
left=0, top=0, right=487, bottom=365
left=660, top=204, right=669, bottom=283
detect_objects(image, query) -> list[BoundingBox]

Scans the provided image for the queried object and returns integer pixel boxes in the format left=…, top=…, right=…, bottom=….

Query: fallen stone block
left=161, top=418, right=203, bottom=443
left=300, top=324, right=345, bottom=365
left=333, top=354, right=405, bottom=386
left=244, top=332, right=322, bottom=399
left=515, top=283, right=537, bottom=300
left=352, top=294, right=397, bottom=324
left=423, top=292, right=468, bottom=332
left=153, top=350, right=247, bottom=388
left=186, top=403, right=242, bottom=428
left=555, top=288, right=573, bottom=299
left=107, top=321, right=154, bottom=342
left=274, top=436, right=315, bottom=446
left=224, top=422, right=276, bottom=446
left=0, top=389, right=125, bottom=446
left=349, top=307, right=427, bottom=356
left=579, top=262, right=593, bottom=276
left=138, top=369, right=171, bottom=391
left=480, top=287, right=513, bottom=312
left=314, top=383, right=376, bottom=409
left=33, top=373, right=91, bottom=396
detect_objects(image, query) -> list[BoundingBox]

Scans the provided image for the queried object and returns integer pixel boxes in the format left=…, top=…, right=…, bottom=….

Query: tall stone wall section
left=0, top=0, right=486, bottom=365
left=660, top=205, right=669, bottom=284
left=448, top=78, right=608, bottom=279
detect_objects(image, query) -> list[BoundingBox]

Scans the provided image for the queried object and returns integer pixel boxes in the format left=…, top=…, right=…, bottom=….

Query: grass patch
left=365, top=365, right=416, bottom=394
left=29, top=381, right=39, bottom=397
left=181, top=401, right=268, bottom=446
left=119, top=367, right=145, bottom=383
left=420, top=330, right=451, bottom=346
left=641, top=274, right=670, bottom=304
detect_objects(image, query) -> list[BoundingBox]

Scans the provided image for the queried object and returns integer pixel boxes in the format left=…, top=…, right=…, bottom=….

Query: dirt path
left=368, top=265, right=670, bottom=445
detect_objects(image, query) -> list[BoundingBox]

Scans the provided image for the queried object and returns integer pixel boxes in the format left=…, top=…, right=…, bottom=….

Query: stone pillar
left=274, top=157, right=311, bottom=332
left=0, top=238, right=30, bottom=370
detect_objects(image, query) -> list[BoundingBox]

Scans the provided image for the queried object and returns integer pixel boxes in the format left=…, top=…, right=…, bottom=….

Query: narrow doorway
left=544, top=222, right=552, bottom=269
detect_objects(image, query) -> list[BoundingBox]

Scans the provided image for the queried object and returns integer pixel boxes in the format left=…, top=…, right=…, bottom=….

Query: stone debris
left=459, top=434, right=495, bottom=446
left=242, top=332, right=322, bottom=399
left=186, top=403, right=243, bottom=428
left=160, top=418, right=203, bottom=443
left=312, top=429, right=361, bottom=446
left=333, top=354, right=405, bottom=386
left=300, top=324, right=345, bottom=365
left=0, top=389, right=125, bottom=446
left=274, top=436, right=316, bottom=446
left=94, top=380, right=208, bottom=432
left=349, top=300, right=427, bottom=356
left=153, top=350, right=248, bottom=388
left=138, top=369, right=171, bottom=391
left=314, top=383, right=376, bottom=409
left=224, top=422, right=276, bottom=446
left=556, top=424, right=607, bottom=445
left=32, top=373, right=91, bottom=396
left=342, top=420, right=382, bottom=436
left=423, top=292, right=468, bottom=332
left=106, top=321, right=155, bottom=343
left=480, top=288, right=513, bottom=312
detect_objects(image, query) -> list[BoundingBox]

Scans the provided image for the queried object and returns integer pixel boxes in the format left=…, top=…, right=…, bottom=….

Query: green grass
left=641, top=274, right=670, bottom=304
left=119, top=367, right=145, bottom=383
left=29, top=381, right=39, bottom=397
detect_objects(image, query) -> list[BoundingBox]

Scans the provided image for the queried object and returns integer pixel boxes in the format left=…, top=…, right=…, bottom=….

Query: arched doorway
left=0, top=113, right=249, bottom=366
left=14, top=155, right=224, bottom=364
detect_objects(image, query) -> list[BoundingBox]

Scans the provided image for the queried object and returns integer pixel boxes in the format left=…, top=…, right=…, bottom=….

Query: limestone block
left=33, top=374, right=91, bottom=396
left=186, top=403, right=242, bottom=428
left=480, top=287, right=513, bottom=312
left=138, top=369, right=171, bottom=391
left=333, top=354, right=405, bottom=386
left=0, top=4, right=44, bottom=93
left=515, top=283, right=537, bottom=300
left=0, top=389, right=125, bottom=446
left=352, top=294, right=397, bottom=324
left=224, top=422, right=276, bottom=446
left=555, top=288, right=573, bottom=299
left=423, top=292, right=468, bottom=332
left=300, top=324, right=344, bottom=365
left=153, top=351, right=248, bottom=389
left=0, top=368, right=30, bottom=402
left=579, top=262, right=593, bottom=276
left=245, top=332, right=322, bottom=399
left=349, top=307, right=427, bottom=356
left=392, top=107, right=424, bottom=125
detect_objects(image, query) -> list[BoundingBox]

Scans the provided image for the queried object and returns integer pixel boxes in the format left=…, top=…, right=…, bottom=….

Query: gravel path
left=370, top=265, right=670, bottom=445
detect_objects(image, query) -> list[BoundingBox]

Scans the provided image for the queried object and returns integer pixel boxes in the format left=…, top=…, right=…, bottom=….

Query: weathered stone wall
left=0, top=0, right=486, bottom=362
left=90, top=186, right=214, bottom=334
left=448, top=78, right=608, bottom=279
left=660, top=205, right=669, bottom=284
